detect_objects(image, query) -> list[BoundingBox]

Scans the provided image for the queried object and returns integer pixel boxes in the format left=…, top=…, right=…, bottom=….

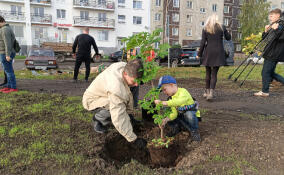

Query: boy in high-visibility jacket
left=154, top=75, right=201, bottom=142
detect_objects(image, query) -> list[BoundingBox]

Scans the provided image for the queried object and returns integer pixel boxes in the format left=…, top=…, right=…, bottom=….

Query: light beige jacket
left=82, top=62, right=136, bottom=142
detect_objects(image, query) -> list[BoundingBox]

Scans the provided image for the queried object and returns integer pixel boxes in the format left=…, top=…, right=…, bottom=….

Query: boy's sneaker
left=254, top=91, right=269, bottom=97
left=191, top=130, right=201, bottom=142
left=93, top=120, right=107, bottom=134
left=3, top=88, right=18, bottom=93
left=0, top=88, right=10, bottom=92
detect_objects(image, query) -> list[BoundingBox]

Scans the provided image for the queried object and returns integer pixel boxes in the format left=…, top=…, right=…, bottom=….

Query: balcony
left=0, top=0, right=24, bottom=4
left=31, top=13, right=52, bottom=25
left=73, top=16, right=115, bottom=28
left=0, top=10, right=25, bottom=23
left=30, top=0, right=51, bottom=6
left=73, top=0, right=115, bottom=11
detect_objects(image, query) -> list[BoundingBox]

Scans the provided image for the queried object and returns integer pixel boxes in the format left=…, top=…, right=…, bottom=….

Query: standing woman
left=197, top=14, right=231, bottom=100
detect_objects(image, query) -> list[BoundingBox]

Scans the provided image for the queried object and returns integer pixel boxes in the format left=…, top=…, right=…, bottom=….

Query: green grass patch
left=15, top=55, right=26, bottom=59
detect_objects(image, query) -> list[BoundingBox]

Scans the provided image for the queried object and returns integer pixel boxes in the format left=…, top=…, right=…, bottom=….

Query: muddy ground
left=1, top=77, right=284, bottom=174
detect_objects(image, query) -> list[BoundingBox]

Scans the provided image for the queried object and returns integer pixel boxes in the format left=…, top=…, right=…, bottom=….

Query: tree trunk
left=160, top=127, right=164, bottom=140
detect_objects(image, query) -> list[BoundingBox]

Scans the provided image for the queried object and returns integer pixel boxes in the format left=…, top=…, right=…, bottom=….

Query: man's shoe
left=3, top=88, right=18, bottom=93
left=0, top=88, right=10, bottom=92
left=93, top=120, right=107, bottom=134
left=254, top=91, right=269, bottom=97
left=191, top=130, right=201, bottom=142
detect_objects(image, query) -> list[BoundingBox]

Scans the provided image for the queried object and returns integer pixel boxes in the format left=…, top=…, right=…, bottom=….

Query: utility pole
left=165, top=0, right=171, bottom=68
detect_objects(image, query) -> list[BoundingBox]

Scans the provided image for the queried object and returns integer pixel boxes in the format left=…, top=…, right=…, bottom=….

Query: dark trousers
left=0, top=72, right=7, bottom=86
left=262, top=59, right=284, bottom=93
left=168, top=111, right=199, bottom=133
left=130, top=86, right=139, bottom=108
left=205, top=66, right=220, bottom=89
left=73, top=55, right=91, bottom=81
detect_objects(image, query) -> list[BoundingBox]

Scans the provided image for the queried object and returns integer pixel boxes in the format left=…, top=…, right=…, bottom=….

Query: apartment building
left=150, top=0, right=224, bottom=47
left=0, top=0, right=150, bottom=55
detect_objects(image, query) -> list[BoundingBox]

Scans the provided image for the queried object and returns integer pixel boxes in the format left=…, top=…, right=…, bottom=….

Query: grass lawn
left=14, top=64, right=284, bottom=82
left=14, top=55, right=26, bottom=59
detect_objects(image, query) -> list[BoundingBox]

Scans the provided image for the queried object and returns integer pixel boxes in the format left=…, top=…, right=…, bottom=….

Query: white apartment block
left=0, top=0, right=150, bottom=55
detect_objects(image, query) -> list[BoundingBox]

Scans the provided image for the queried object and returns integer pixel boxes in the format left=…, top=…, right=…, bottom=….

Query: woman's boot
left=203, top=89, right=209, bottom=98
left=206, top=89, right=214, bottom=100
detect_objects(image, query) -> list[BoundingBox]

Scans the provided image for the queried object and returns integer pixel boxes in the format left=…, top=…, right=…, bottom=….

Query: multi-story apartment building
left=150, top=0, right=223, bottom=47
left=223, top=0, right=242, bottom=52
left=0, top=0, right=150, bottom=55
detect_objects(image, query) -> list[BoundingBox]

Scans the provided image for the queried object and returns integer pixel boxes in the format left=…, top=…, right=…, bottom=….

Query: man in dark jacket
left=72, top=27, right=99, bottom=82
left=254, top=9, right=284, bottom=97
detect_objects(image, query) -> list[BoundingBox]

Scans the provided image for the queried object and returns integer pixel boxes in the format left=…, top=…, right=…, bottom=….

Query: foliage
left=242, top=32, right=262, bottom=55
left=151, top=137, right=174, bottom=148
left=238, top=0, right=270, bottom=46
left=122, top=28, right=170, bottom=84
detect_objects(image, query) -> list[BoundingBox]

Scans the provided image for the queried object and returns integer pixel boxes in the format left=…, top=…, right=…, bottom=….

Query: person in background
left=197, top=14, right=231, bottom=100
left=0, top=15, right=17, bottom=93
left=72, top=27, right=99, bottom=83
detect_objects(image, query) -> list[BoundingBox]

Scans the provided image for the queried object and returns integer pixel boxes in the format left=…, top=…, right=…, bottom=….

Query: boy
left=154, top=75, right=201, bottom=142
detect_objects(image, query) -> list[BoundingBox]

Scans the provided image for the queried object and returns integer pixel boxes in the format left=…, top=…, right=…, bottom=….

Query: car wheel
left=57, top=54, right=65, bottom=63
left=171, top=59, right=178, bottom=68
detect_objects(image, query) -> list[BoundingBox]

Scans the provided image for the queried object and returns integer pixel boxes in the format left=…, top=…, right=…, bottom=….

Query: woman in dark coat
left=197, top=14, right=231, bottom=100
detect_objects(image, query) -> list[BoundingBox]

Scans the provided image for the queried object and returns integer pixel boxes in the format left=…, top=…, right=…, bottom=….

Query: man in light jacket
left=82, top=59, right=147, bottom=149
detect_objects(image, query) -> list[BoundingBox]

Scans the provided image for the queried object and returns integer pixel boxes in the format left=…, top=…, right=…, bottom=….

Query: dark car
left=157, top=47, right=200, bottom=67
left=109, top=50, right=126, bottom=62
left=25, top=47, right=57, bottom=70
left=179, top=48, right=200, bottom=66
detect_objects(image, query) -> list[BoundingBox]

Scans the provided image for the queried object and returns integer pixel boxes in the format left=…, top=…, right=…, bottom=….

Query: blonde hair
left=204, top=14, right=222, bottom=34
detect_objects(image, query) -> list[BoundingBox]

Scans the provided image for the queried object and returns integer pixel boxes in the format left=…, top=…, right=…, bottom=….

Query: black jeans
left=262, top=59, right=284, bottom=93
left=130, top=86, right=139, bottom=108
left=205, top=66, right=220, bottom=89
left=73, top=55, right=91, bottom=81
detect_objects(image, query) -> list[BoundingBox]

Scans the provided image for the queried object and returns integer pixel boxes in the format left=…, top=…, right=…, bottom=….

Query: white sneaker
left=254, top=91, right=269, bottom=97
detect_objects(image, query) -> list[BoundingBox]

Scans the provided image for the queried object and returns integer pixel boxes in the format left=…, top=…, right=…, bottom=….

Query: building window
left=156, top=0, right=161, bottom=6
left=98, top=31, right=108, bottom=41
left=10, top=25, right=24, bottom=37
left=98, top=13, right=106, bottom=22
left=133, top=0, right=142, bottom=9
left=118, top=15, right=125, bottom=23
left=224, top=6, right=229, bottom=13
left=172, top=28, right=179, bottom=36
left=172, top=13, right=179, bottom=22
left=187, top=1, right=193, bottom=9
left=236, top=44, right=241, bottom=51
left=212, top=4, right=217, bottom=12
left=186, top=29, right=192, bottom=36
left=239, top=0, right=243, bottom=5
left=173, top=0, right=179, bottom=8
left=155, top=13, right=161, bottom=21
left=133, top=16, right=142, bottom=24
left=80, top=11, right=89, bottom=20
left=34, top=7, right=44, bottom=17
left=224, top=18, right=229, bottom=26
left=11, top=5, right=22, bottom=15
left=237, top=32, right=242, bottom=40
left=155, top=42, right=160, bottom=49
left=118, top=0, right=125, bottom=7
left=200, top=8, right=206, bottom=13
left=187, top=15, right=192, bottom=23
left=56, top=9, right=66, bottom=19
left=34, top=27, right=47, bottom=39
left=201, top=21, right=205, bottom=26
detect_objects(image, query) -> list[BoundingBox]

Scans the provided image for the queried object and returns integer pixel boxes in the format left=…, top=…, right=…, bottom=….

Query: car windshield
left=29, top=50, right=54, bottom=57
left=182, top=50, right=197, bottom=57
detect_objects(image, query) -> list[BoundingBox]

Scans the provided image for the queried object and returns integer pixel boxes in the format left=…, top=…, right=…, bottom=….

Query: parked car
left=109, top=50, right=127, bottom=62
left=157, top=47, right=200, bottom=67
left=25, top=47, right=57, bottom=70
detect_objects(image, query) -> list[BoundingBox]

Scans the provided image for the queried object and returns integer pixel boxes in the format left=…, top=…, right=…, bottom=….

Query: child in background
left=154, top=75, right=201, bottom=142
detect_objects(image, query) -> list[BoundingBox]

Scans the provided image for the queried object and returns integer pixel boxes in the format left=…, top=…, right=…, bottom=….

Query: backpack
left=14, top=39, right=21, bottom=53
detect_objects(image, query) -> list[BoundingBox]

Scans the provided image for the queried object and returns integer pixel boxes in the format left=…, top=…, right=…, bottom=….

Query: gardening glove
left=132, top=138, right=147, bottom=149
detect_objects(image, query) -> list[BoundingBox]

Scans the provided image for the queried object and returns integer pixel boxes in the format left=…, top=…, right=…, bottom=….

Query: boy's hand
left=159, top=117, right=170, bottom=129
left=154, top=100, right=161, bottom=105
